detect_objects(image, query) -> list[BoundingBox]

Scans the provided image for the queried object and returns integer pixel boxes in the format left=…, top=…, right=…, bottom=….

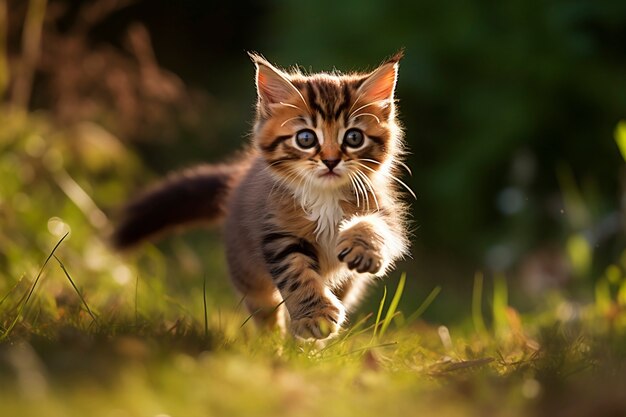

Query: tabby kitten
left=114, top=53, right=411, bottom=340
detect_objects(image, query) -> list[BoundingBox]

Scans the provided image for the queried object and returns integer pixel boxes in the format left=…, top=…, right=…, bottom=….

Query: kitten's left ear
left=357, top=52, right=402, bottom=105
left=249, top=52, right=299, bottom=117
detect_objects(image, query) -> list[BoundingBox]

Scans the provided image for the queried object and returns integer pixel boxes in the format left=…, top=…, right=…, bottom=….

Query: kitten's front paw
left=290, top=302, right=345, bottom=340
left=336, top=223, right=384, bottom=274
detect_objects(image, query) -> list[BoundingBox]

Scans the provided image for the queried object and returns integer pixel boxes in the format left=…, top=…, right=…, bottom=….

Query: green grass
left=1, top=110, right=626, bottom=416
left=1, top=235, right=626, bottom=417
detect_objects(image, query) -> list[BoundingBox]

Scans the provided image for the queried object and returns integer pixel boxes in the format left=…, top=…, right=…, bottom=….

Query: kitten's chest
left=292, top=187, right=346, bottom=241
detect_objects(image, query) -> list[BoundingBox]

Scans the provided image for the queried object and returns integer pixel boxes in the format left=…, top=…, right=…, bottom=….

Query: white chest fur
left=293, top=186, right=344, bottom=243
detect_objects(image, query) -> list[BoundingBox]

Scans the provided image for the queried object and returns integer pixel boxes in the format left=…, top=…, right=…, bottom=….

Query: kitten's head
left=250, top=53, right=404, bottom=193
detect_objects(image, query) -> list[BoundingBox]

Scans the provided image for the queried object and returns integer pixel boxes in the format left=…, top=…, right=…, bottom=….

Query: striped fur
left=114, top=53, right=411, bottom=340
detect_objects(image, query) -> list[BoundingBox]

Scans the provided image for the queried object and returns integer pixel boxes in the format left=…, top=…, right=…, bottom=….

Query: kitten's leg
left=262, top=232, right=346, bottom=339
left=227, top=249, right=287, bottom=331
left=336, top=212, right=408, bottom=276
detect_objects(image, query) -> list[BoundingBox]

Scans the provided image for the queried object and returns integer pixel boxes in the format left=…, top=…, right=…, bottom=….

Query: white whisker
left=358, top=157, right=412, bottom=177
left=282, top=80, right=312, bottom=114
left=262, top=159, right=288, bottom=173
left=349, top=100, right=382, bottom=118
left=354, top=161, right=417, bottom=199
left=355, top=169, right=380, bottom=211
left=348, top=101, right=377, bottom=118
left=352, top=172, right=370, bottom=211
left=279, top=102, right=304, bottom=112
left=356, top=158, right=381, bottom=165
left=280, top=116, right=303, bottom=127
left=398, top=161, right=412, bottom=176
left=268, top=168, right=298, bottom=199
left=300, top=172, right=315, bottom=213
left=352, top=113, right=381, bottom=124
left=347, top=91, right=366, bottom=116
left=353, top=172, right=368, bottom=210
left=348, top=173, right=360, bottom=208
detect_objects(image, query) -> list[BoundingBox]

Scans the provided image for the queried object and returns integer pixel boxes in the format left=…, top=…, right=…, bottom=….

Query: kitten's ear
left=357, top=53, right=402, bottom=105
left=249, top=53, right=297, bottom=116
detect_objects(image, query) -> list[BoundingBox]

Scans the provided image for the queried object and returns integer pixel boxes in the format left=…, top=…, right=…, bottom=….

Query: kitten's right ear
left=249, top=52, right=297, bottom=117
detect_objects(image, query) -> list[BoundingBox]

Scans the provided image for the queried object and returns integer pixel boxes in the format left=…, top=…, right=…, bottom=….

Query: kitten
left=113, top=53, right=411, bottom=340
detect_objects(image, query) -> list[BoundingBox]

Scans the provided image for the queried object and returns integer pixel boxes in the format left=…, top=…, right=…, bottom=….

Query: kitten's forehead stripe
left=299, top=78, right=355, bottom=123
left=336, top=82, right=352, bottom=122
left=304, top=82, right=328, bottom=120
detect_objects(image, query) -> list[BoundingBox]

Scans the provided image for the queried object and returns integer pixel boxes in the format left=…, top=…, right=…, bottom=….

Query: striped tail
left=112, top=163, right=244, bottom=249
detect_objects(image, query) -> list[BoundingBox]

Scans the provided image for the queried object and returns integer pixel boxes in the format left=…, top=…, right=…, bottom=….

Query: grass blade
left=492, top=274, right=508, bottom=336
left=134, top=274, right=139, bottom=325
left=0, top=232, right=69, bottom=340
left=379, top=272, right=406, bottom=338
left=0, top=275, right=26, bottom=309
left=203, top=274, right=209, bottom=338
left=472, top=272, right=488, bottom=336
left=54, top=255, right=99, bottom=326
left=406, top=285, right=442, bottom=324
left=372, top=285, right=387, bottom=339
left=319, top=313, right=374, bottom=353
left=240, top=299, right=286, bottom=329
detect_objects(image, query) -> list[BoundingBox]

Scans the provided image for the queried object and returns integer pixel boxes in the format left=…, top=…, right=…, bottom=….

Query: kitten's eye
left=295, top=129, right=317, bottom=149
left=343, top=129, right=364, bottom=148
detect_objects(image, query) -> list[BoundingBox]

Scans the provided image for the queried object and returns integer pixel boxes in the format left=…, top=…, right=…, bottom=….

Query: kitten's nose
left=322, top=158, right=340, bottom=171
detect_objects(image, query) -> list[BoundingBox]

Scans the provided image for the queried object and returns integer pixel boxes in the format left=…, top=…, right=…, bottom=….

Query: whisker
left=358, top=157, right=412, bottom=177
left=262, top=159, right=287, bottom=173
left=285, top=169, right=308, bottom=211
left=355, top=169, right=380, bottom=211
left=348, top=99, right=387, bottom=119
left=270, top=70, right=311, bottom=114
left=347, top=91, right=366, bottom=116
left=268, top=169, right=295, bottom=199
left=353, top=172, right=370, bottom=211
left=282, top=79, right=312, bottom=114
left=354, top=172, right=369, bottom=210
left=268, top=166, right=303, bottom=200
left=348, top=173, right=361, bottom=208
left=299, top=172, right=314, bottom=213
left=279, top=102, right=304, bottom=112
left=280, top=116, right=303, bottom=127
left=354, top=170, right=373, bottom=210
left=356, top=158, right=381, bottom=165
left=354, top=161, right=417, bottom=199
left=352, top=113, right=381, bottom=124
left=398, top=161, right=412, bottom=176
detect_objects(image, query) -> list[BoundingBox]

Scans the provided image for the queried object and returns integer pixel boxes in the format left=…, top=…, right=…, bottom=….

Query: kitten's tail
left=112, top=161, right=248, bottom=250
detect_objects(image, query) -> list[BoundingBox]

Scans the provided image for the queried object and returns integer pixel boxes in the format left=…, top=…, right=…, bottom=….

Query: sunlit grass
left=1, top=232, right=625, bottom=417
left=1, top=110, right=626, bottom=416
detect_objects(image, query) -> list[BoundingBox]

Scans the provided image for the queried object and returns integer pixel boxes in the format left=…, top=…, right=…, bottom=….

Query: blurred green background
left=2, top=0, right=626, bottom=323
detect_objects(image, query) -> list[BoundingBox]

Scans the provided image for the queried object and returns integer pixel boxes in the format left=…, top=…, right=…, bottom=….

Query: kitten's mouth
left=319, top=171, right=340, bottom=178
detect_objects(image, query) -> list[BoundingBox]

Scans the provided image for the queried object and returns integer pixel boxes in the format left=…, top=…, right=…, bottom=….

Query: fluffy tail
left=112, top=162, right=246, bottom=249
